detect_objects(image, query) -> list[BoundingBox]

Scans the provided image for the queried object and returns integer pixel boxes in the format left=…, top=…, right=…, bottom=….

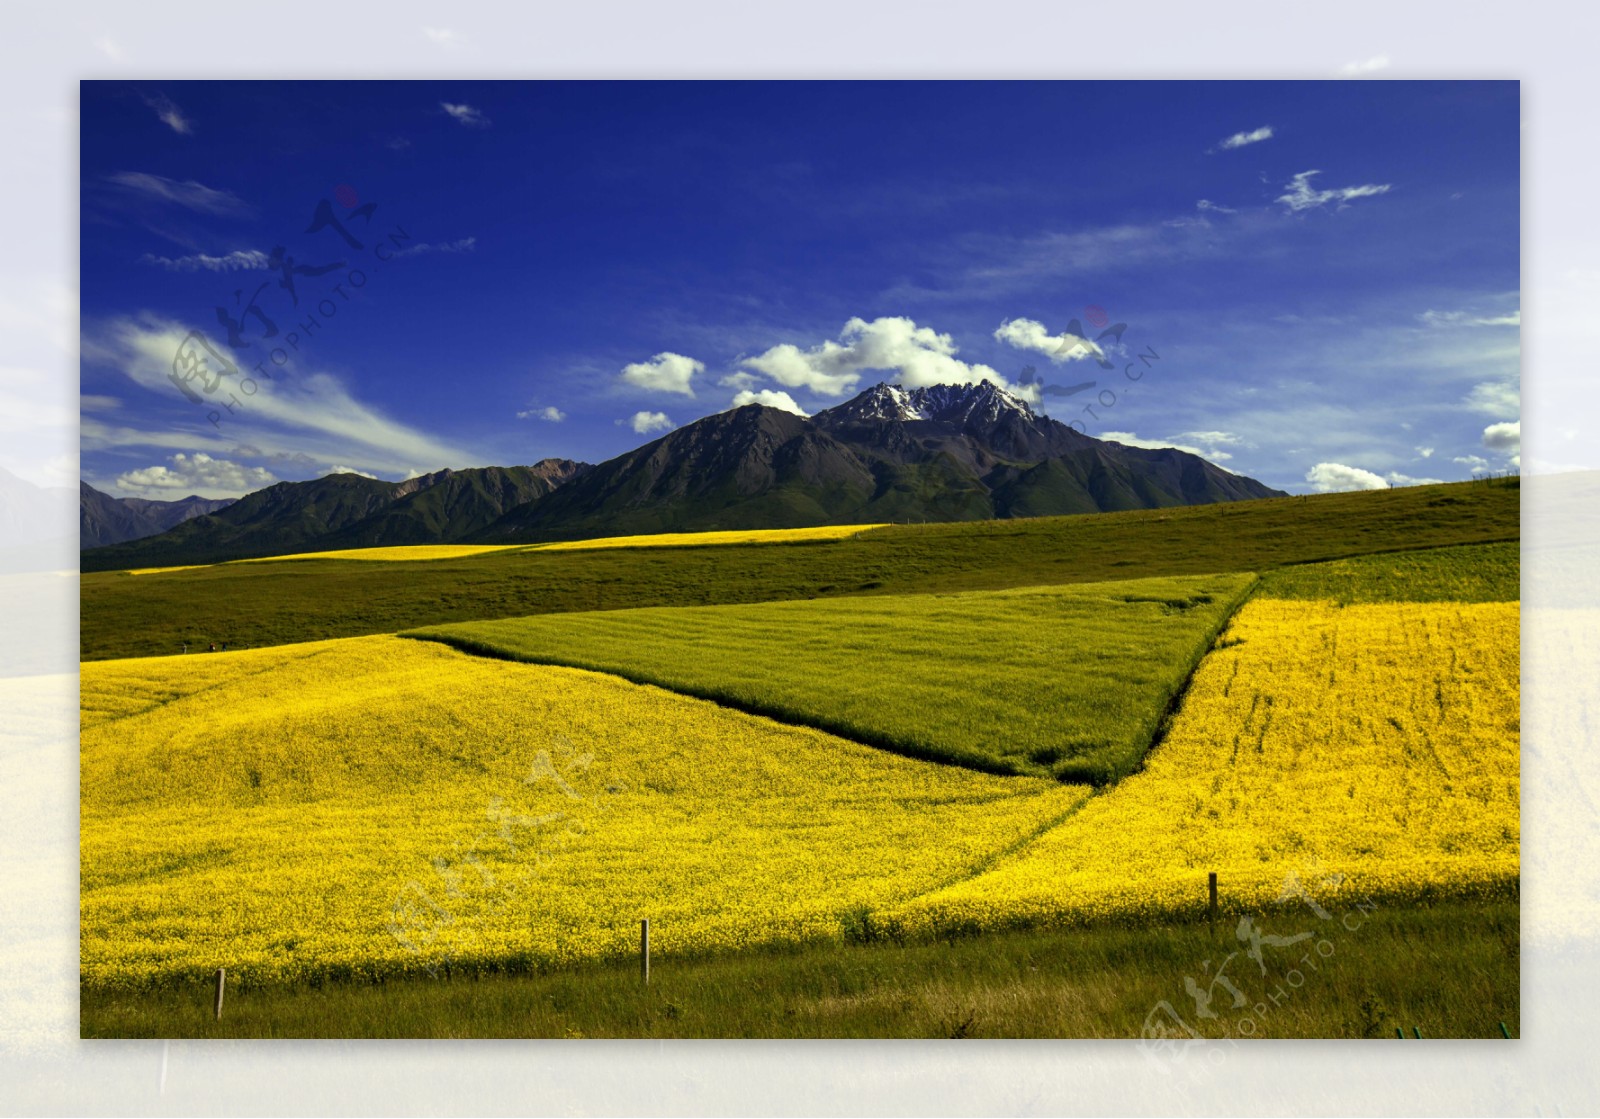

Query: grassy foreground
left=79, top=480, right=1518, bottom=661
left=80, top=900, right=1519, bottom=1039
left=411, top=573, right=1255, bottom=782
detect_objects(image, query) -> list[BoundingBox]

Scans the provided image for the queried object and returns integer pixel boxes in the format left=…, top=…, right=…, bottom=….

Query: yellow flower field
left=525, top=523, right=888, bottom=551
left=888, top=598, right=1521, bottom=933
left=80, top=636, right=1086, bottom=988
left=234, top=544, right=529, bottom=563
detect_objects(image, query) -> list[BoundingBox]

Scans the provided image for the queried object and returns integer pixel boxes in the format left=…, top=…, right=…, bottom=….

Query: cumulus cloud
left=106, top=172, right=252, bottom=217
left=441, top=102, right=489, bottom=127
left=1214, top=125, right=1274, bottom=152
left=1306, top=462, right=1388, bottom=492
left=741, top=316, right=1019, bottom=398
left=628, top=411, right=673, bottom=435
left=621, top=352, right=702, bottom=396
left=1101, top=431, right=1235, bottom=462
left=1276, top=170, right=1392, bottom=213
left=1483, top=421, right=1521, bottom=464
left=1385, top=471, right=1444, bottom=486
left=142, top=93, right=192, bottom=135
left=115, top=452, right=276, bottom=498
left=140, top=249, right=270, bottom=272
left=1452, top=454, right=1490, bottom=471
left=517, top=406, right=566, bottom=422
left=325, top=465, right=378, bottom=479
left=994, top=317, right=1114, bottom=365
left=731, top=388, right=808, bottom=416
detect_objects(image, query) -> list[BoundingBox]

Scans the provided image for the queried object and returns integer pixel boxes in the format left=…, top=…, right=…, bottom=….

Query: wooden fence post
left=213, top=967, right=225, bottom=1020
left=640, top=919, right=650, bottom=986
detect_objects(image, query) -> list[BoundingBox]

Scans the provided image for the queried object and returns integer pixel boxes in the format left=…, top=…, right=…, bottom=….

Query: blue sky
left=79, top=79, right=1520, bottom=499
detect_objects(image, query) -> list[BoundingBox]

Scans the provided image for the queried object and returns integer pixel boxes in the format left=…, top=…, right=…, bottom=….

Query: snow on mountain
left=813, top=381, right=1036, bottom=428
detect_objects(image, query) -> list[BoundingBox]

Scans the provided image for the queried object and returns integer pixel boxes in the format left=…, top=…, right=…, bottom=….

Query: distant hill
left=80, top=483, right=235, bottom=549
left=1, top=466, right=76, bottom=573
left=79, top=462, right=589, bottom=571
left=79, top=382, right=1283, bottom=569
left=478, top=382, right=1283, bottom=542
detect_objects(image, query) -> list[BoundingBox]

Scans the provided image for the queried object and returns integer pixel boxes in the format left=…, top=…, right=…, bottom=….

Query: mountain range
left=79, top=382, right=1285, bottom=570
left=80, top=484, right=237, bottom=550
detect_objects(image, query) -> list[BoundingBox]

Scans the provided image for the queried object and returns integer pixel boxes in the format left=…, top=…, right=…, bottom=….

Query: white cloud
left=1339, top=56, right=1391, bottom=75
left=1415, top=446, right=1435, bottom=458
left=995, top=318, right=1109, bottom=365
left=140, top=249, right=270, bottom=273
left=621, top=352, right=702, bottom=397
left=106, top=172, right=251, bottom=217
left=1453, top=454, right=1491, bottom=471
left=1465, top=379, right=1520, bottom=417
left=1196, top=199, right=1238, bottom=214
left=325, top=465, right=378, bottom=479
left=142, top=93, right=192, bottom=135
left=423, top=27, right=466, bottom=48
left=80, top=394, right=120, bottom=413
left=1419, top=308, right=1521, bottom=327
left=1215, top=125, right=1274, bottom=152
left=1483, top=421, right=1521, bottom=464
left=83, top=314, right=481, bottom=478
left=628, top=411, right=673, bottom=435
left=1385, top=471, right=1444, bottom=486
left=1101, top=431, right=1234, bottom=462
left=1306, top=462, right=1389, bottom=492
left=517, top=406, right=566, bottom=422
left=1276, top=170, right=1392, bottom=213
left=441, top=102, right=489, bottom=128
left=115, top=452, right=276, bottom=499
left=731, top=389, right=808, bottom=416
left=742, top=316, right=1020, bottom=399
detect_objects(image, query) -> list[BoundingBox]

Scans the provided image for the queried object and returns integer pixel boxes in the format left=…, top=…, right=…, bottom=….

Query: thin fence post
left=1208, top=872, right=1218, bottom=932
left=640, top=918, right=650, bottom=986
left=213, top=967, right=225, bottom=1020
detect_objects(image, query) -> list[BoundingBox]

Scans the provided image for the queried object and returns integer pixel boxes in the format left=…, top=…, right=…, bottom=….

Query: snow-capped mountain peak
left=814, top=381, right=1036, bottom=427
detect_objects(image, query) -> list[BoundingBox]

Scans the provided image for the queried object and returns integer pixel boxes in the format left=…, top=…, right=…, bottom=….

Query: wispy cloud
left=1101, top=431, right=1238, bottom=462
left=1196, top=199, right=1238, bottom=214
left=1339, top=56, right=1391, bottom=75
left=139, top=249, right=269, bottom=272
left=1212, top=125, right=1273, bottom=153
left=1276, top=170, right=1392, bottom=213
left=441, top=102, right=490, bottom=128
left=106, top=172, right=251, bottom=217
left=1419, top=308, right=1521, bottom=328
left=517, top=406, right=566, bottom=422
left=1464, top=379, right=1520, bottom=417
left=423, top=27, right=466, bottom=48
left=390, top=236, right=477, bottom=258
left=83, top=314, right=482, bottom=478
left=142, top=92, right=192, bottom=135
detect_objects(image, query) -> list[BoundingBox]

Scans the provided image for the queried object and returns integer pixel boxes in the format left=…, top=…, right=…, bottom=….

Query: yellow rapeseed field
left=888, top=598, right=1520, bottom=934
left=235, top=544, right=530, bottom=563
left=81, top=636, right=1086, bottom=988
left=525, top=524, right=887, bottom=551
